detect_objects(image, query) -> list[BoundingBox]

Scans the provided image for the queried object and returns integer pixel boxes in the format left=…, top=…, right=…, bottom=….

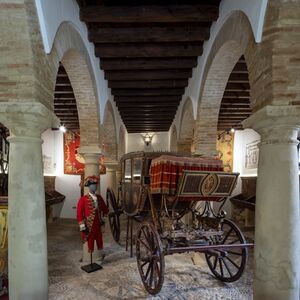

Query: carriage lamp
left=142, top=133, right=153, bottom=146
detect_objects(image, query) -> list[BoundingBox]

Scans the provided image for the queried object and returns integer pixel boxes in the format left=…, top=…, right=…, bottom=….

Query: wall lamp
left=142, top=133, right=154, bottom=146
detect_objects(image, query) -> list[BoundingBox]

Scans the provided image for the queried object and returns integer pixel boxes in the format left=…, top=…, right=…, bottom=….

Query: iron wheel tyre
left=205, top=218, right=248, bottom=282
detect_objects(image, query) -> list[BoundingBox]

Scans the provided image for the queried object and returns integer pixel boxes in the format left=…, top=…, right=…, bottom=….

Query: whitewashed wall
left=127, top=132, right=170, bottom=153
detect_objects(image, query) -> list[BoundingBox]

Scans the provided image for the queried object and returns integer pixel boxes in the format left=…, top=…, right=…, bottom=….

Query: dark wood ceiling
left=217, top=56, right=251, bottom=131
left=77, top=0, right=221, bottom=132
left=54, top=65, right=80, bottom=130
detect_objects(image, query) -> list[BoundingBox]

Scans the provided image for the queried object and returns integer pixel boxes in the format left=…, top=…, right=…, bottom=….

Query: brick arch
left=178, top=98, right=195, bottom=153
left=51, top=22, right=101, bottom=147
left=118, top=125, right=126, bottom=160
left=170, top=125, right=178, bottom=152
left=102, top=101, right=118, bottom=162
left=194, top=11, right=256, bottom=156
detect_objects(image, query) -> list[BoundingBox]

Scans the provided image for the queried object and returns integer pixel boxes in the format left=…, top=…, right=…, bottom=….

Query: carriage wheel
left=106, top=188, right=121, bottom=243
left=205, top=219, right=247, bottom=282
left=136, top=223, right=165, bottom=295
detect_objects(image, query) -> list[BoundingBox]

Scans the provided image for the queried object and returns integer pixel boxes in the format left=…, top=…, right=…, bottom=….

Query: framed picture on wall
left=245, top=140, right=260, bottom=169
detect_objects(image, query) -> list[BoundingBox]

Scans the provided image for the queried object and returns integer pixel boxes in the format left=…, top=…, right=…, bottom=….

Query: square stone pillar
left=243, top=105, right=300, bottom=300
left=0, top=102, right=59, bottom=300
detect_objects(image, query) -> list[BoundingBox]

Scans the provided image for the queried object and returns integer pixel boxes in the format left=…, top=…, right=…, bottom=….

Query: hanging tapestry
left=216, top=132, right=234, bottom=172
left=0, top=196, right=8, bottom=289
left=64, top=131, right=85, bottom=175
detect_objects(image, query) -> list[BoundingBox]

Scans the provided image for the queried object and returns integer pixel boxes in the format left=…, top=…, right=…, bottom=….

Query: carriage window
left=133, top=158, right=142, bottom=182
left=124, top=159, right=132, bottom=183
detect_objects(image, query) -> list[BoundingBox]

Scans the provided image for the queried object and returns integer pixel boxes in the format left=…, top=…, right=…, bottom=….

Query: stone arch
left=102, top=101, right=118, bottom=163
left=51, top=22, right=101, bottom=147
left=170, top=125, right=178, bottom=152
left=194, top=12, right=256, bottom=156
left=118, top=125, right=126, bottom=160
left=178, top=98, right=195, bottom=153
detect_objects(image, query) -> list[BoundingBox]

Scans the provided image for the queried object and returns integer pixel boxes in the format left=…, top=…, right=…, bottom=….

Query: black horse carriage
left=106, top=151, right=252, bottom=295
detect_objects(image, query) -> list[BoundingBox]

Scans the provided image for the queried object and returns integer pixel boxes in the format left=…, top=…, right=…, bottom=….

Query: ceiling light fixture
left=59, top=125, right=66, bottom=133
left=142, top=133, right=154, bottom=146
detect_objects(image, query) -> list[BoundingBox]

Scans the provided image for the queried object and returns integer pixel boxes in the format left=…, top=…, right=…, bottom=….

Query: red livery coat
left=76, top=194, right=109, bottom=252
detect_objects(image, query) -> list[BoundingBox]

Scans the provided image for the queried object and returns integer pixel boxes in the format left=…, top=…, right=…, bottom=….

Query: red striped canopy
left=150, top=155, right=223, bottom=195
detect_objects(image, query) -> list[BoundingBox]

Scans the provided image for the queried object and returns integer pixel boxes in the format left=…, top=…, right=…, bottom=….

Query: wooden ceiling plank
left=95, top=42, right=203, bottom=58
left=223, top=91, right=250, bottom=98
left=112, top=88, right=184, bottom=96
left=105, top=69, right=191, bottom=80
left=108, top=79, right=188, bottom=89
left=116, top=101, right=179, bottom=106
left=227, top=73, right=249, bottom=83
left=225, top=82, right=250, bottom=91
left=100, top=57, right=198, bottom=70
left=114, top=95, right=181, bottom=102
left=80, top=5, right=219, bottom=23
left=89, top=26, right=210, bottom=43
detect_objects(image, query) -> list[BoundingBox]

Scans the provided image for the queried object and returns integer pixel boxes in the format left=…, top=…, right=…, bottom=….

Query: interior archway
left=118, top=125, right=126, bottom=160
left=170, top=125, right=178, bottom=152
left=194, top=12, right=255, bottom=156
left=102, top=101, right=118, bottom=163
left=51, top=22, right=101, bottom=147
left=178, top=98, right=195, bottom=153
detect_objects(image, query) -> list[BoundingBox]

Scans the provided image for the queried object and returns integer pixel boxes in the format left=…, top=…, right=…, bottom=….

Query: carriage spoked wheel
left=205, top=219, right=247, bottom=282
left=136, top=223, right=165, bottom=295
left=106, top=188, right=121, bottom=243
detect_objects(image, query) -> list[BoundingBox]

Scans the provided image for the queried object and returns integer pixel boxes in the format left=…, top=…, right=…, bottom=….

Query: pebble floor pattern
left=48, top=218, right=254, bottom=300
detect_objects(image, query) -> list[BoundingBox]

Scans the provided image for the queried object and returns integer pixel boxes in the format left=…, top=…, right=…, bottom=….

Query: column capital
left=0, top=102, right=59, bottom=137
left=242, top=105, right=300, bottom=145
left=78, top=145, right=102, bottom=156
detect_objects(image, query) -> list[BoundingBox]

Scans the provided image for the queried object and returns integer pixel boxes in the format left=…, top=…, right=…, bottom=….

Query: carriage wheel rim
left=106, top=188, right=121, bottom=243
left=205, top=219, right=248, bottom=282
left=136, top=223, right=165, bottom=295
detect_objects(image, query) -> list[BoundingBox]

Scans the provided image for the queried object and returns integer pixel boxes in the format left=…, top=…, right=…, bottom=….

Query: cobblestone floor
left=48, top=218, right=254, bottom=300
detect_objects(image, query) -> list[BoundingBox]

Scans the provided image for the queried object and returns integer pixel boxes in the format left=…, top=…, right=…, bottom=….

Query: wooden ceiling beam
left=219, top=112, right=251, bottom=116
left=106, top=69, right=191, bottom=80
left=227, top=73, right=249, bottom=83
left=54, top=94, right=75, bottom=100
left=100, top=57, right=198, bottom=70
left=95, top=42, right=203, bottom=58
left=80, top=5, right=219, bottom=23
left=55, top=77, right=71, bottom=85
left=225, top=82, right=250, bottom=91
left=117, top=103, right=179, bottom=111
left=55, top=105, right=79, bottom=110
left=223, top=91, right=250, bottom=98
left=220, top=108, right=252, bottom=112
left=114, top=95, right=181, bottom=102
left=221, top=104, right=250, bottom=108
left=221, top=98, right=250, bottom=104
left=108, top=79, right=188, bottom=89
left=218, top=116, right=248, bottom=120
left=112, top=88, right=184, bottom=96
left=89, top=26, right=210, bottom=43
left=231, top=62, right=248, bottom=73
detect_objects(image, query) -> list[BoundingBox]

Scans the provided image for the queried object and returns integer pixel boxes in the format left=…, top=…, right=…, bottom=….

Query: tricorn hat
left=83, top=175, right=100, bottom=187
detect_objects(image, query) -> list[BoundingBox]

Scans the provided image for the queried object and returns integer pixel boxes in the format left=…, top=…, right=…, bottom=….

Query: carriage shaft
left=165, top=243, right=254, bottom=255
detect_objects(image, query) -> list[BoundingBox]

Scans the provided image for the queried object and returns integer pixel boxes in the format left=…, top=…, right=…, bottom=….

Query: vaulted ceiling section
left=77, top=0, right=221, bottom=132
left=54, top=64, right=80, bottom=130
left=217, top=56, right=251, bottom=131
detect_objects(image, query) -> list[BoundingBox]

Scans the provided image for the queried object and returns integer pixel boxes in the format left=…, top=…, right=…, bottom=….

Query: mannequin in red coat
left=77, top=175, right=108, bottom=253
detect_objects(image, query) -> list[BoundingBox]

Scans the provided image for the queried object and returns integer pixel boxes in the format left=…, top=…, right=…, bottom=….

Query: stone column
left=77, top=145, right=102, bottom=262
left=243, top=106, right=300, bottom=300
left=105, top=161, right=118, bottom=195
left=0, top=103, right=59, bottom=300
left=78, top=146, right=101, bottom=193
